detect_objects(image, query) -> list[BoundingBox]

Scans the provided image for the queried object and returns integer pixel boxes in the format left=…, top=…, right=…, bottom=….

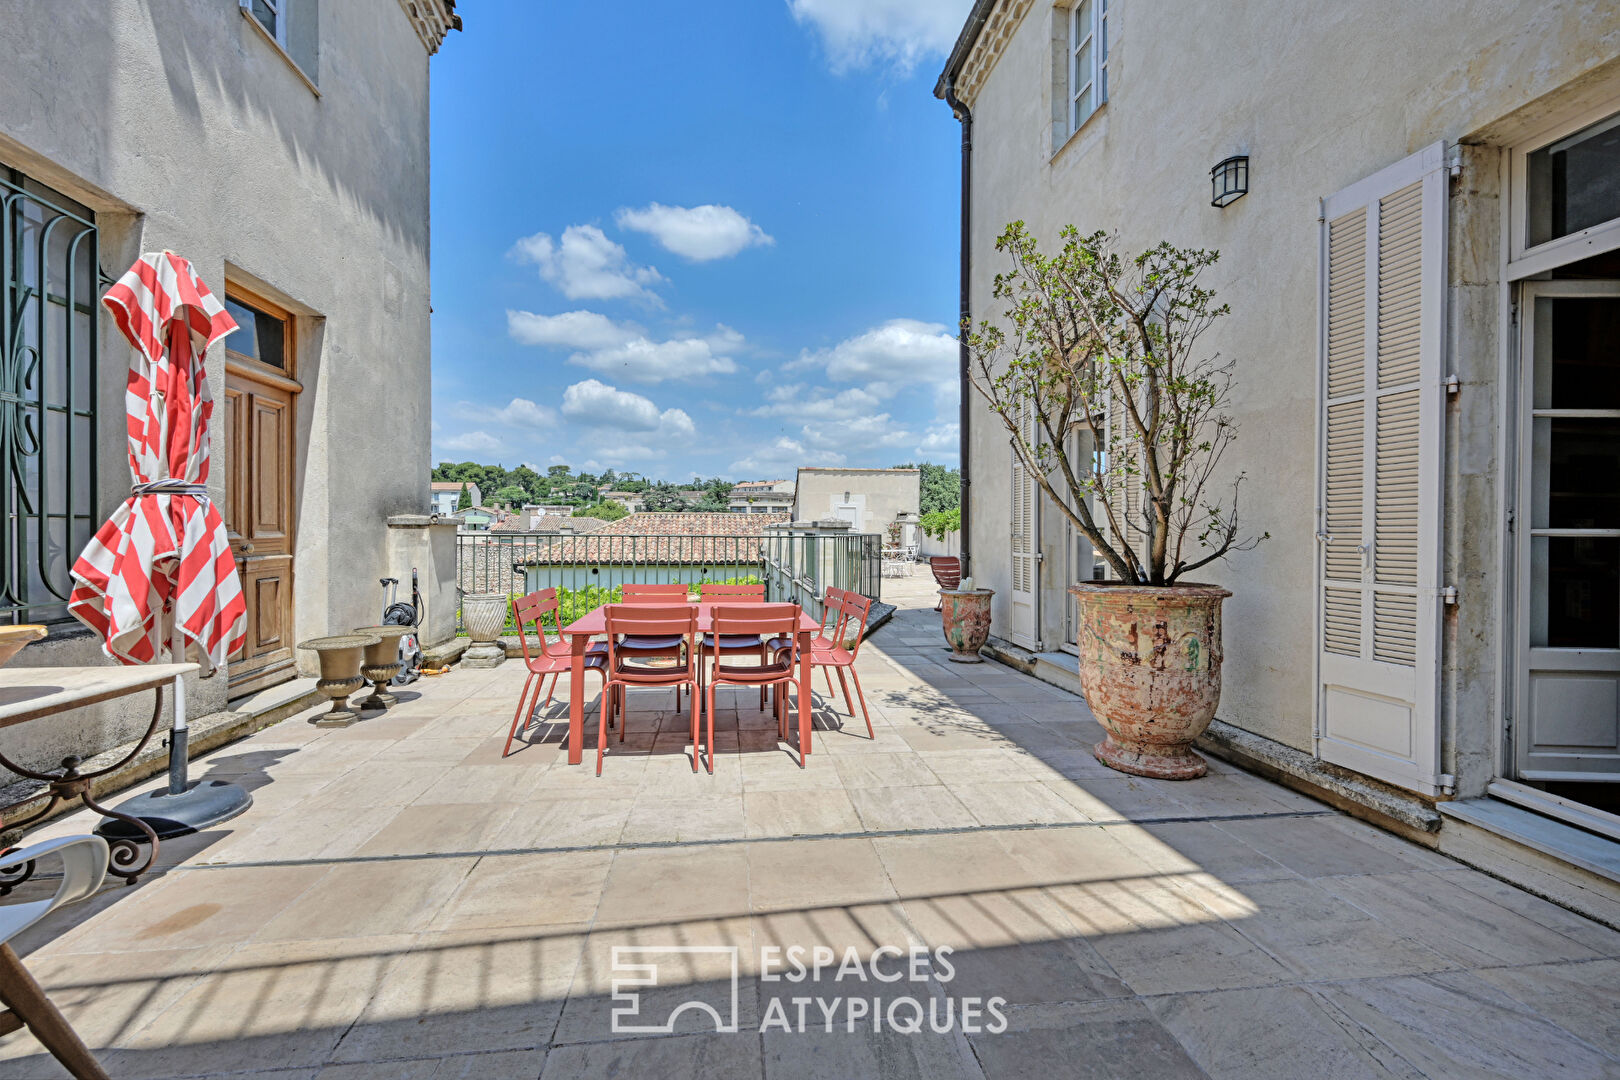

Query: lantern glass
left=1211, top=155, right=1249, bottom=207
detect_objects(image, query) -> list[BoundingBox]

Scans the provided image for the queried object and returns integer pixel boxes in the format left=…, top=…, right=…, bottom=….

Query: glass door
left=1516, top=283, right=1620, bottom=794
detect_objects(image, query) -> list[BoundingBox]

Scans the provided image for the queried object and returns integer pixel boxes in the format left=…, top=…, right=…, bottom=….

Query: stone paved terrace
left=5, top=573, right=1620, bottom=1078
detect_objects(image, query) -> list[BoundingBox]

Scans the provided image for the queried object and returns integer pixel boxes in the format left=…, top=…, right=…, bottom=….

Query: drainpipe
left=943, top=74, right=973, bottom=578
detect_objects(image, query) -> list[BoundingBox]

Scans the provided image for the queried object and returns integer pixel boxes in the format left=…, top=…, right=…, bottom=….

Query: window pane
left=1537, top=417, right=1620, bottom=528
left=251, top=0, right=278, bottom=38
left=1533, top=297, right=1620, bottom=409
left=1532, top=536, right=1620, bottom=648
left=1527, top=111, right=1620, bottom=248
left=224, top=296, right=287, bottom=368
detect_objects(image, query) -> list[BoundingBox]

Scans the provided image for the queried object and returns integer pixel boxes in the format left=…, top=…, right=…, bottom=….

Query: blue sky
left=428, top=0, right=972, bottom=482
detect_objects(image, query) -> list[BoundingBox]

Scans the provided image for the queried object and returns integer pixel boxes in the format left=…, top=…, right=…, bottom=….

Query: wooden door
left=222, top=289, right=298, bottom=695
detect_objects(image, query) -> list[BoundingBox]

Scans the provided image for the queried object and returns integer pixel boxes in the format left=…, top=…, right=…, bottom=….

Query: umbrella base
left=95, top=780, right=254, bottom=841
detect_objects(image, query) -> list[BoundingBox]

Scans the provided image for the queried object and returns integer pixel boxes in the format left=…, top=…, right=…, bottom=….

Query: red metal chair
left=702, top=604, right=802, bottom=773
left=698, top=582, right=767, bottom=706
left=772, top=590, right=875, bottom=742
left=618, top=582, right=692, bottom=708
left=504, top=589, right=607, bottom=757
left=601, top=604, right=702, bottom=775
left=929, top=557, right=962, bottom=611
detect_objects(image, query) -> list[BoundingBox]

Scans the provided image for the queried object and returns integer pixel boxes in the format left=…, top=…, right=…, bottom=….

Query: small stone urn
left=353, top=625, right=413, bottom=711
left=939, top=588, right=994, bottom=663
left=460, top=591, right=508, bottom=669
left=297, top=634, right=380, bottom=726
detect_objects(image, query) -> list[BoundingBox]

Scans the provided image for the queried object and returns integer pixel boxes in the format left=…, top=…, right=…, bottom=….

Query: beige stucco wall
left=958, top=0, right=1620, bottom=764
left=0, top=0, right=437, bottom=772
left=794, top=469, right=921, bottom=536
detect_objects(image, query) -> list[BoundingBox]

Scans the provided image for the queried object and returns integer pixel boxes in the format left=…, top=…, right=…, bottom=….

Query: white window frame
left=1507, top=93, right=1620, bottom=280
left=1068, top=0, right=1109, bottom=136
left=241, top=0, right=287, bottom=47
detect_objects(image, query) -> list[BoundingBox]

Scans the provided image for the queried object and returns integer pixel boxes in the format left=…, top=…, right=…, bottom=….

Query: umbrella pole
left=96, top=626, right=253, bottom=842
left=168, top=669, right=189, bottom=796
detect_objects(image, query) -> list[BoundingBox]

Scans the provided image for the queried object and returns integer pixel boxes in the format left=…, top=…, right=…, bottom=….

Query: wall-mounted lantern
left=1210, top=155, right=1249, bottom=208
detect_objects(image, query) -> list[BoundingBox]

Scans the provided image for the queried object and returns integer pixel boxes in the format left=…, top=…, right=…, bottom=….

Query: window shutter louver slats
left=1315, top=142, right=1446, bottom=794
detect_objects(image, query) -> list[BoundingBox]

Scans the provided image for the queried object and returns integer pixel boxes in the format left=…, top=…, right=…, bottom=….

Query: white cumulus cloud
left=438, top=430, right=502, bottom=454
left=508, top=309, right=742, bottom=384
left=492, top=398, right=556, bottom=428
left=793, top=318, right=958, bottom=397
left=560, top=378, right=696, bottom=440
left=615, top=203, right=774, bottom=261
left=505, top=309, right=641, bottom=350
left=510, top=225, right=665, bottom=303
left=787, top=0, right=970, bottom=74
left=729, top=436, right=846, bottom=476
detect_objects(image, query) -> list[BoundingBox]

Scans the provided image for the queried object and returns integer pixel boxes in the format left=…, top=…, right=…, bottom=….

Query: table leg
left=569, top=634, right=586, bottom=766
left=797, top=629, right=811, bottom=766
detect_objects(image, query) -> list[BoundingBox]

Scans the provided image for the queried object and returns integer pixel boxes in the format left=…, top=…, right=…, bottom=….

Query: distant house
left=793, top=468, right=919, bottom=536
left=451, top=506, right=500, bottom=532
left=431, top=481, right=479, bottom=516
left=729, top=479, right=795, bottom=514
left=600, top=490, right=647, bottom=513
left=491, top=511, right=610, bottom=534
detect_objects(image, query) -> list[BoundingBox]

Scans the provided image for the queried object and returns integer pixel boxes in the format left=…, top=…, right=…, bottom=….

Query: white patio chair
left=0, top=835, right=112, bottom=1080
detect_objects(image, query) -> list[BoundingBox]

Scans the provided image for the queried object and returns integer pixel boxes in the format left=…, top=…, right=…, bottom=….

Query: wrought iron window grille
left=1, top=167, right=104, bottom=627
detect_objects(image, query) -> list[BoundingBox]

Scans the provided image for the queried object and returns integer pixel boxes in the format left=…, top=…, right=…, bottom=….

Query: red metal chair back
left=836, top=592, right=874, bottom=659
left=603, top=604, right=698, bottom=678
left=815, top=587, right=847, bottom=643
left=510, top=589, right=565, bottom=663
left=709, top=604, right=801, bottom=671
left=699, top=582, right=765, bottom=602
left=929, top=557, right=962, bottom=591
left=621, top=582, right=691, bottom=604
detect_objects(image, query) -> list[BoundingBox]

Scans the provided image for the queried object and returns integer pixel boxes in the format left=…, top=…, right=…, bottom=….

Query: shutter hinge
left=1445, top=144, right=1465, bottom=179
left=1436, top=772, right=1457, bottom=795
left=1443, top=374, right=1460, bottom=396
left=1441, top=586, right=1458, bottom=605
left=1506, top=508, right=1515, bottom=533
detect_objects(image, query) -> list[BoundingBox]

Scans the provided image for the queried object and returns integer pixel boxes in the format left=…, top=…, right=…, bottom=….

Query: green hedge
left=460, top=575, right=767, bottom=636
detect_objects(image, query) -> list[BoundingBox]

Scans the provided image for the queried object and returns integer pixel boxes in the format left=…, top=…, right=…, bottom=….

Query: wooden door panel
left=225, top=362, right=297, bottom=695
left=250, top=395, right=289, bottom=549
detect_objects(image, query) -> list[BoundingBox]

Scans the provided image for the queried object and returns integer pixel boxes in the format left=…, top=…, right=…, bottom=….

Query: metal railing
left=455, top=530, right=881, bottom=630
left=760, top=531, right=882, bottom=620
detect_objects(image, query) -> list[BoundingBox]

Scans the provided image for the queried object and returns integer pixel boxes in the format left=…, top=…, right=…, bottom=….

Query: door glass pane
left=1527, top=111, right=1620, bottom=248
left=1533, top=297, right=1620, bottom=409
left=1536, top=417, right=1620, bottom=528
left=1532, top=536, right=1620, bottom=648
left=224, top=296, right=287, bottom=369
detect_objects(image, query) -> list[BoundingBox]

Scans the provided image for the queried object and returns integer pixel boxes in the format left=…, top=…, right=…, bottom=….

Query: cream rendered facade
left=944, top=0, right=1620, bottom=897
left=0, top=0, right=455, bottom=773
left=793, top=467, right=920, bottom=535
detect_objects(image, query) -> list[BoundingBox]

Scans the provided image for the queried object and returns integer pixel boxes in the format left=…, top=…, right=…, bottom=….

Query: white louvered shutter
left=1009, top=400, right=1039, bottom=646
left=1315, top=142, right=1447, bottom=794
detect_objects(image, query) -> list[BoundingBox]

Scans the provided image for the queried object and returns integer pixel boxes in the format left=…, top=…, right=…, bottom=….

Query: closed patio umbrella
left=67, top=251, right=252, bottom=837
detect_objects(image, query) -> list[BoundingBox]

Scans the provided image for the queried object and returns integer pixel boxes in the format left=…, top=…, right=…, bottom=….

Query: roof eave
left=934, top=0, right=1000, bottom=101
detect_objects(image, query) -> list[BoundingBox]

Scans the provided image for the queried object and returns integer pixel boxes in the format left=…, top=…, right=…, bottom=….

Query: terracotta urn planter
left=939, top=588, right=994, bottom=663
left=460, top=591, right=508, bottom=669
left=352, top=624, right=413, bottom=711
left=297, top=634, right=380, bottom=727
left=1070, top=582, right=1232, bottom=780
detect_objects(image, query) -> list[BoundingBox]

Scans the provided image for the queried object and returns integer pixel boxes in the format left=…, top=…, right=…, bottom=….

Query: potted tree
left=967, top=224, right=1265, bottom=779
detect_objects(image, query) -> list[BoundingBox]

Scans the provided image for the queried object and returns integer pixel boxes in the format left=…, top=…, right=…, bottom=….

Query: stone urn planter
left=297, top=634, right=380, bottom=727
left=1070, top=582, right=1232, bottom=780
left=939, top=588, right=994, bottom=663
left=460, top=591, right=508, bottom=669
left=0, top=624, right=46, bottom=668
left=353, top=625, right=413, bottom=711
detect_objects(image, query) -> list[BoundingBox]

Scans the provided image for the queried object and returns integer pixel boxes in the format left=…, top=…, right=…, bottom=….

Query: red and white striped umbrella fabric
left=68, top=252, right=246, bottom=674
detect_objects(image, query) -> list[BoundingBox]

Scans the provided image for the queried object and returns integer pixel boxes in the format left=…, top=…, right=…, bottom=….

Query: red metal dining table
left=559, top=602, right=821, bottom=766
